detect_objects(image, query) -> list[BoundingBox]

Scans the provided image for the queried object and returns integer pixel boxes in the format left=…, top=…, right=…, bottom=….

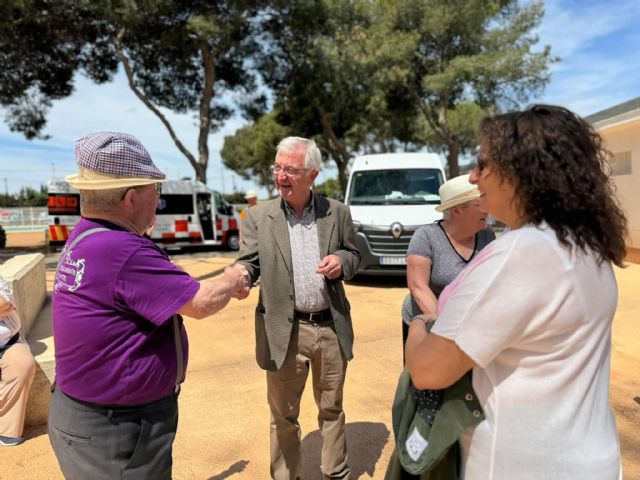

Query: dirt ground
left=3, top=230, right=639, bottom=479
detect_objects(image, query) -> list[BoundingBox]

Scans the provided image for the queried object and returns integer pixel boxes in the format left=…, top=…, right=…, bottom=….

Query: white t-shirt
left=432, top=224, right=621, bottom=480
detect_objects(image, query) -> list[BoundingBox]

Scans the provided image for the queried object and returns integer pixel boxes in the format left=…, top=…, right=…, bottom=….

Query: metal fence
left=0, top=207, right=49, bottom=230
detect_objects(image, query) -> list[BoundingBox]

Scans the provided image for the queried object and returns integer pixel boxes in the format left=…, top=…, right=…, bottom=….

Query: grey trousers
left=267, top=320, right=350, bottom=480
left=48, top=385, right=178, bottom=480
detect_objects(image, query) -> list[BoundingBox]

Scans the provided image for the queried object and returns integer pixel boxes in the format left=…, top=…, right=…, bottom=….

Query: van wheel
left=226, top=232, right=240, bottom=251
left=0, top=226, right=5, bottom=249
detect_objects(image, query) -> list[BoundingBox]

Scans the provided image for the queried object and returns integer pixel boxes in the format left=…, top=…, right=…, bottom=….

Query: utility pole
left=220, top=166, right=226, bottom=193
left=4, top=177, right=7, bottom=197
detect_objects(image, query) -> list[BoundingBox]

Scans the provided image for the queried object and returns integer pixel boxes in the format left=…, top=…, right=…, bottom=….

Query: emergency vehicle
left=47, top=179, right=241, bottom=250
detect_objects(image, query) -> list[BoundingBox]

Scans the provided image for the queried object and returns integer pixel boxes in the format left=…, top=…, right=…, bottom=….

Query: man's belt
left=294, top=308, right=333, bottom=324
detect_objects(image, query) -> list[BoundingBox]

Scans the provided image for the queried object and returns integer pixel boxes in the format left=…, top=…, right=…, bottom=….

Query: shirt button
left=289, top=294, right=293, bottom=300
left=465, top=393, right=474, bottom=401
left=473, top=410, right=481, bottom=418
left=287, top=317, right=293, bottom=323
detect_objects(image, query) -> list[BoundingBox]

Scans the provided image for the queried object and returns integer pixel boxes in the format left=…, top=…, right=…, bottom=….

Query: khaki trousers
left=0, top=337, right=35, bottom=438
left=267, top=321, right=350, bottom=480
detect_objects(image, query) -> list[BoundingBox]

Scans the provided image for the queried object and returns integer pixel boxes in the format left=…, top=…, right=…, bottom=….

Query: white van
left=47, top=179, right=241, bottom=250
left=344, top=153, right=445, bottom=275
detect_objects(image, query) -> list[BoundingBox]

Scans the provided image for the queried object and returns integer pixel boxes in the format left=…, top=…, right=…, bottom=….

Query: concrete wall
left=0, top=253, right=46, bottom=337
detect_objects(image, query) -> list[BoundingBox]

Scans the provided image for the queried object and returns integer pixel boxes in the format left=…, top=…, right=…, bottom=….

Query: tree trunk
left=447, top=143, right=460, bottom=178
left=317, top=108, right=351, bottom=195
left=115, top=29, right=213, bottom=185
left=197, top=41, right=217, bottom=185
left=409, top=87, right=461, bottom=179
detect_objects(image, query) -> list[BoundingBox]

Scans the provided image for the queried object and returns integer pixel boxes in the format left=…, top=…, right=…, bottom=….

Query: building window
left=611, top=151, right=632, bottom=176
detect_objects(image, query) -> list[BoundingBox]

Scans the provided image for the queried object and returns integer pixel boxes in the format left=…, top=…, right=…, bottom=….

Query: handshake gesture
left=222, top=263, right=252, bottom=300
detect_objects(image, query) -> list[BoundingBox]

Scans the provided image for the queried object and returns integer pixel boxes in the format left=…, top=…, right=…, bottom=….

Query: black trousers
left=48, top=385, right=178, bottom=480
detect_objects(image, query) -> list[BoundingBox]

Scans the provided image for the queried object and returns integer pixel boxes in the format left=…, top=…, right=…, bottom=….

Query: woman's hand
left=0, top=296, right=15, bottom=316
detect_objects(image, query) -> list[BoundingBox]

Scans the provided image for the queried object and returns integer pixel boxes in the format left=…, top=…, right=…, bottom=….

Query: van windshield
left=348, top=168, right=444, bottom=205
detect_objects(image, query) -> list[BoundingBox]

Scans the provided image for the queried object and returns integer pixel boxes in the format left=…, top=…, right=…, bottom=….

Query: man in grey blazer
left=233, top=137, right=360, bottom=480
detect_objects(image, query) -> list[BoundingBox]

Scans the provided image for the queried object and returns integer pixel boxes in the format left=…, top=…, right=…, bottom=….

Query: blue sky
left=1, top=0, right=639, bottom=196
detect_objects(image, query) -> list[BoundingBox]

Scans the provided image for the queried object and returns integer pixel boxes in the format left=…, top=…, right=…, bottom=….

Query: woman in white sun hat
left=400, top=174, right=495, bottom=362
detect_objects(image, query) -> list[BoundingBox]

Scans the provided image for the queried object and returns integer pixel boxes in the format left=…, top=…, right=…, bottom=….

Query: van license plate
left=380, top=256, right=406, bottom=265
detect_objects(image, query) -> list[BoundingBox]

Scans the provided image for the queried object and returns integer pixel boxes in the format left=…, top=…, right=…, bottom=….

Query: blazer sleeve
left=235, top=205, right=261, bottom=283
left=334, top=205, right=360, bottom=281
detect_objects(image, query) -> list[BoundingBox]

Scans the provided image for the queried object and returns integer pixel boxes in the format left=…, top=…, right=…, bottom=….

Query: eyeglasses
left=270, top=164, right=310, bottom=176
left=121, top=182, right=163, bottom=200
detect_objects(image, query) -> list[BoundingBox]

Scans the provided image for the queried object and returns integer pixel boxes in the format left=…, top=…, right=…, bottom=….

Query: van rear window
left=156, top=194, right=194, bottom=214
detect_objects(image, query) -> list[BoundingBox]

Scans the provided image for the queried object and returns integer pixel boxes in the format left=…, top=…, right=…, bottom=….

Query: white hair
left=276, top=137, right=321, bottom=170
left=442, top=199, right=474, bottom=220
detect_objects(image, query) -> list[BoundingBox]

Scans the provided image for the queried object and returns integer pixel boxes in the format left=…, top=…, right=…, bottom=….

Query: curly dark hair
left=479, top=104, right=627, bottom=266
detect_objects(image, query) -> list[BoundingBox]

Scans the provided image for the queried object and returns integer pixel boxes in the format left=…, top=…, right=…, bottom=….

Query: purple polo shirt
left=52, top=218, right=200, bottom=405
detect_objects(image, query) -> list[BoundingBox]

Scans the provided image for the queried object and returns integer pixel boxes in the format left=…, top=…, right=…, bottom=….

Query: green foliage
left=366, top=0, right=558, bottom=176
left=1, top=0, right=266, bottom=183
left=314, top=178, right=343, bottom=201
left=0, top=185, right=48, bottom=207
left=222, top=192, right=248, bottom=204
left=220, top=112, right=291, bottom=197
left=2, top=0, right=557, bottom=190
left=260, top=0, right=389, bottom=193
left=0, top=0, right=117, bottom=139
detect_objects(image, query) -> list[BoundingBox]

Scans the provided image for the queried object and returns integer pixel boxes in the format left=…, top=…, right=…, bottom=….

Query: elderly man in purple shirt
left=48, top=132, right=249, bottom=480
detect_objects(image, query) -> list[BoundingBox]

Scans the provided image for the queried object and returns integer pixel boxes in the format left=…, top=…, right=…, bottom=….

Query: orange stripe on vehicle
left=162, top=233, right=176, bottom=239
left=49, top=225, right=70, bottom=241
left=229, top=218, right=237, bottom=229
left=188, top=232, right=202, bottom=239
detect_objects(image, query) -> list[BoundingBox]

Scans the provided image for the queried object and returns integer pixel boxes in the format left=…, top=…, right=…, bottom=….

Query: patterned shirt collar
left=283, top=190, right=315, bottom=219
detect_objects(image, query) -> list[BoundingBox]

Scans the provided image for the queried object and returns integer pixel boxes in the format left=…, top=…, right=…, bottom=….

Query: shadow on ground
left=207, top=460, right=250, bottom=480
left=24, top=424, right=49, bottom=441
left=300, top=421, right=389, bottom=480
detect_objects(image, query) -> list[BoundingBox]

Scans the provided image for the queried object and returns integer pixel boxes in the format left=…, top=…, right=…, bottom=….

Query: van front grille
left=361, top=226, right=416, bottom=255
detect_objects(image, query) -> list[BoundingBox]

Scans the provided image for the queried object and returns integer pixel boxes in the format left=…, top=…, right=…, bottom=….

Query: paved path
left=4, top=255, right=640, bottom=479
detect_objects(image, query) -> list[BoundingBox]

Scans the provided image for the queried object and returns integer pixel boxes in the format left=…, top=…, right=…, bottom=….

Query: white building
left=586, top=97, right=640, bottom=263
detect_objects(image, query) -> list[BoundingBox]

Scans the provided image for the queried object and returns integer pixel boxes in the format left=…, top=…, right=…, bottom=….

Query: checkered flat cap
left=75, top=132, right=165, bottom=180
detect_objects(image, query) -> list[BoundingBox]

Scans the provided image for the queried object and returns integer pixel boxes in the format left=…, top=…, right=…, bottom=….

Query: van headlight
left=352, top=220, right=362, bottom=232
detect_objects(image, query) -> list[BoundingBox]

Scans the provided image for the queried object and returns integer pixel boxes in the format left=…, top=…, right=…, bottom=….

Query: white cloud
left=536, top=0, right=640, bottom=58
left=530, top=0, right=640, bottom=116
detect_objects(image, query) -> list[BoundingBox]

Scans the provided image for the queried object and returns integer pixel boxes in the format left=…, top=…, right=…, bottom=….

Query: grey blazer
left=236, top=195, right=361, bottom=371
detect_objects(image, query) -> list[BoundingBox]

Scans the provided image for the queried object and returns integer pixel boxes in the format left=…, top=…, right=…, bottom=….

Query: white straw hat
left=435, top=174, right=481, bottom=212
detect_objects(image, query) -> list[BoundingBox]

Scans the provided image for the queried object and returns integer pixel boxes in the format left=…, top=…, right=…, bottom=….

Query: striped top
left=0, top=277, right=20, bottom=347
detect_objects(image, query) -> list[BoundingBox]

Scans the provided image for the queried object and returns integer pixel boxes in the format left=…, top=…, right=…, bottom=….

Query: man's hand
left=316, top=254, right=342, bottom=280
left=225, top=264, right=251, bottom=299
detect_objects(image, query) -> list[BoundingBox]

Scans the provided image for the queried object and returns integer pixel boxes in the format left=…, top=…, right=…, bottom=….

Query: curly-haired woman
left=405, top=105, right=626, bottom=479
